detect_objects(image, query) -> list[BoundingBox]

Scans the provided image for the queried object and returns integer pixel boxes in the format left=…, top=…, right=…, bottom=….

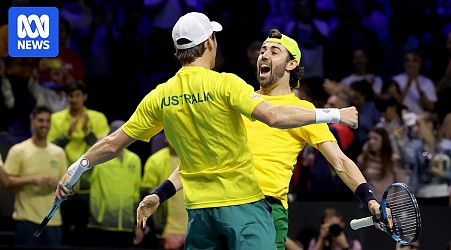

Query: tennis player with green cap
left=55, top=12, right=359, bottom=249
left=244, top=29, right=382, bottom=250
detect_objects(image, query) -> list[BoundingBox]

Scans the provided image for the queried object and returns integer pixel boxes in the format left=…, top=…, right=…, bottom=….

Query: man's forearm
left=79, top=129, right=135, bottom=167
left=269, top=105, right=317, bottom=128
left=6, top=175, right=35, bottom=189
left=168, top=166, right=183, bottom=191
left=319, top=142, right=366, bottom=192
left=334, top=156, right=367, bottom=192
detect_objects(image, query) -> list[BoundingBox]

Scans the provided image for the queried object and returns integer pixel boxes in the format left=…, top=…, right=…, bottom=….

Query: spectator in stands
left=434, top=31, right=451, bottom=122
left=48, top=81, right=109, bottom=245
left=405, top=112, right=451, bottom=206
left=28, top=59, right=70, bottom=113
left=374, top=94, right=412, bottom=183
left=285, top=0, right=327, bottom=79
left=374, top=94, right=407, bottom=154
left=307, top=208, right=362, bottom=250
left=341, top=48, right=384, bottom=95
left=391, top=51, right=436, bottom=114
left=141, top=135, right=187, bottom=250
left=3, top=106, right=67, bottom=247
left=86, top=120, right=144, bottom=248
left=57, top=16, right=85, bottom=82
left=349, top=79, right=380, bottom=154
left=357, top=127, right=399, bottom=201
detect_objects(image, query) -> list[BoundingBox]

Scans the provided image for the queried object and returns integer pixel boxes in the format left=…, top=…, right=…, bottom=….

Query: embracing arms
left=251, top=101, right=358, bottom=129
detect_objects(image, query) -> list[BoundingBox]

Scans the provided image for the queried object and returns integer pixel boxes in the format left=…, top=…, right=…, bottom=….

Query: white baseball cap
left=172, top=12, right=223, bottom=50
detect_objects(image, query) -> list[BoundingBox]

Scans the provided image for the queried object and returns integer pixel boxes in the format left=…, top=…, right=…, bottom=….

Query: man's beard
left=259, top=62, right=286, bottom=88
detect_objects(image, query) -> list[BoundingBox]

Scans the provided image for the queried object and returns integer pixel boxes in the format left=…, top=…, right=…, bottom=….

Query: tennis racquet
left=350, top=182, right=421, bottom=245
left=34, top=159, right=89, bottom=237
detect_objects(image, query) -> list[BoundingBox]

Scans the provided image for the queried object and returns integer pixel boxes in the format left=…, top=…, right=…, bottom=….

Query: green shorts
left=185, top=199, right=276, bottom=250
left=266, top=197, right=288, bottom=250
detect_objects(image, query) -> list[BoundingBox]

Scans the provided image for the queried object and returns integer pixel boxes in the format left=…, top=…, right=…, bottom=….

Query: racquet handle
left=350, top=216, right=374, bottom=230
left=34, top=159, right=89, bottom=237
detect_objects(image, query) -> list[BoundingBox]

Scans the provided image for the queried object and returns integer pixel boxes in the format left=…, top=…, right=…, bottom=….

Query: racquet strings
left=386, top=186, right=420, bottom=242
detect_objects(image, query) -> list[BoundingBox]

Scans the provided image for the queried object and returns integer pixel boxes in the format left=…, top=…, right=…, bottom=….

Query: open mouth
left=259, top=64, right=271, bottom=77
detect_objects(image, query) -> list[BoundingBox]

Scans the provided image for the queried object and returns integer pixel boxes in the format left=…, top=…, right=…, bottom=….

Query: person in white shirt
left=391, top=51, right=436, bottom=114
left=341, top=48, right=383, bottom=95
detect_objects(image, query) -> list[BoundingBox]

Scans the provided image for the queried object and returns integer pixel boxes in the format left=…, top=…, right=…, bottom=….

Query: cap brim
left=211, top=21, right=222, bottom=32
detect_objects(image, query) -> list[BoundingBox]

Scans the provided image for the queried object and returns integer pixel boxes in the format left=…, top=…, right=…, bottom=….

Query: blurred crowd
left=1, top=0, right=451, bottom=249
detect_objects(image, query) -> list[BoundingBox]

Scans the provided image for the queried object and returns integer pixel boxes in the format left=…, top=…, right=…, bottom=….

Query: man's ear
left=286, top=60, right=298, bottom=71
left=206, top=37, right=214, bottom=50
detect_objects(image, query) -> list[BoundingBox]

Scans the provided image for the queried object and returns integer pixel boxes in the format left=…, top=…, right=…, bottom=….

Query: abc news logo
left=17, top=14, right=50, bottom=49
left=8, top=7, right=59, bottom=57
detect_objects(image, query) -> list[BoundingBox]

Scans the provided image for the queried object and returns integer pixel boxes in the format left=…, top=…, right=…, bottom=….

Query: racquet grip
left=350, top=216, right=374, bottom=230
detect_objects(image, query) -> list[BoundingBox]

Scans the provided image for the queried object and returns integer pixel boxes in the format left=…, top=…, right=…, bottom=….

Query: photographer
left=404, top=112, right=451, bottom=206
left=308, top=208, right=362, bottom=250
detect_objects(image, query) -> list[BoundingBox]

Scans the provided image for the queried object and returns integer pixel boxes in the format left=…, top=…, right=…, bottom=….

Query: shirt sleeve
left=123, top=90, right=164, bottom=142
left=223, top=73, right=265, bottom=119
left=3, top=145, right=22, bottom=175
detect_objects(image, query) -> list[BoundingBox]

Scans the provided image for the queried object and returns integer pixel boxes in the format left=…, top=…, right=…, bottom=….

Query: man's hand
left=136, top=194, right=160, bottom=228
left=368, top=200, right=393, bottom=231
left=33, top=175, right=59, bottom=187
left=55, top=173, right=76, bottom=200
left=68, top=115, right=81, bottom=137
left=81, top=112, right=90, bottom=134
left=339, top=106, right=358, bottom=129
left=318, top=222, right=330, bottom=240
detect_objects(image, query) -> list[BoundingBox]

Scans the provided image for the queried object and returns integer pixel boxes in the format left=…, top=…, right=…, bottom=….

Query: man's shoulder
left=9, top=138, right=31, bottom=151
left=51, top=108, right=69, bottom=118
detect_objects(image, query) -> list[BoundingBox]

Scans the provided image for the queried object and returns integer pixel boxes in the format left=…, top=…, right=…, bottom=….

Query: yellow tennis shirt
left=243, top=93, right=336, bottom=208
left=4, top=139, right=67, bottom=225
left=123, top=66, right=265, bottom=209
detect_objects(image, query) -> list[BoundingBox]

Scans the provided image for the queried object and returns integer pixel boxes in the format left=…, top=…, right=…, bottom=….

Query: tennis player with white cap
left=56, top=12, right=358, bottom=249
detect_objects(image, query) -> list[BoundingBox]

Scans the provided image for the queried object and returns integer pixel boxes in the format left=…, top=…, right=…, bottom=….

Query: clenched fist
left=339, top=106, right=358, bottom=129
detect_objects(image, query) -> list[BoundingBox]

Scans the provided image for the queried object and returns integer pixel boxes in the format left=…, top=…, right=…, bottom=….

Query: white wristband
left=67, top=157, right=90, bottom=187
left=314, top=108, right=340, bottom=124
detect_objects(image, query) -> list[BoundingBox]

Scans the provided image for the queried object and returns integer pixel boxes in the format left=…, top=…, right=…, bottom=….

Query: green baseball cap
left=264, top=34, right=301, bottom=63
